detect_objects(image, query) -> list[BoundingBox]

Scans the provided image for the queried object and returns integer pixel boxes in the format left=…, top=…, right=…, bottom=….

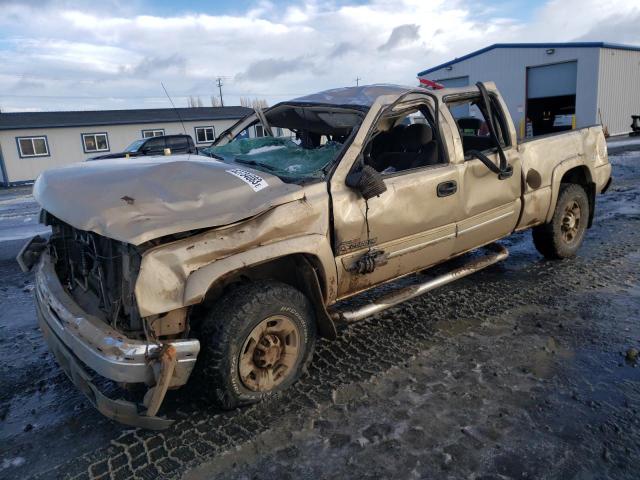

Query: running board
left=331, top=243, right=509, bottom=323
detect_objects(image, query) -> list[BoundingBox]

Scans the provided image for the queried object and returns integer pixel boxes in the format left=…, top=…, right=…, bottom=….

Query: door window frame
left=141, top=136, right=166, bottom=153
left=443, top=91, right=513, bottom=159
left=350, top=97, right=450, bottom=180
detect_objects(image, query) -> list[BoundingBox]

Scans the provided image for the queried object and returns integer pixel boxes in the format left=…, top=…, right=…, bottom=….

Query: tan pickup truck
left=19, top=83, right=612, bottom=429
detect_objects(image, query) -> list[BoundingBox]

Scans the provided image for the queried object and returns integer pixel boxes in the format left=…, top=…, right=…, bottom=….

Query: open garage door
left=526, top=61, right=577, bottom=136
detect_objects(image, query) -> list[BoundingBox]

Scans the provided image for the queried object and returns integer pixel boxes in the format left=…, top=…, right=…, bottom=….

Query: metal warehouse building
left=417, top=42, right=640, bottom=138
left=0, top=106, right=252, bottom=187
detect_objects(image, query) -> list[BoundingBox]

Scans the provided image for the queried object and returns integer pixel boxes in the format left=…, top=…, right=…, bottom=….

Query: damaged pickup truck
left=18, top=82, right=612, bottom=429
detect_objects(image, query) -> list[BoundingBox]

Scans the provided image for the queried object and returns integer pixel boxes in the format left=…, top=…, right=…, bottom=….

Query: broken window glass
left=203, top=136, right=342, bottom=180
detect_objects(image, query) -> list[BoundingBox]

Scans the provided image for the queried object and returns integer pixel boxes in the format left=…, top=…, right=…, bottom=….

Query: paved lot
left=1, top=143, right=639, bottom=479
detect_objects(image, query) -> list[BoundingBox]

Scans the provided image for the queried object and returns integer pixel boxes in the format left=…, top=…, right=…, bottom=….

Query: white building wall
left=0, top=119, right=238, bottom=184
left=421, top=47, right=601, bottom=136
left=597, top=48, right=640, bottom=136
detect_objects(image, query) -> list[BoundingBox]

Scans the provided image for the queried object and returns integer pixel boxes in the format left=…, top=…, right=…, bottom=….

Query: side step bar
left=331, top=243, right=509, bottom=323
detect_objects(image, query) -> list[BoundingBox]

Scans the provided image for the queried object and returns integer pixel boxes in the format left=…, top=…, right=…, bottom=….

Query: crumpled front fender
left=135, top=185, right=336, bottom=317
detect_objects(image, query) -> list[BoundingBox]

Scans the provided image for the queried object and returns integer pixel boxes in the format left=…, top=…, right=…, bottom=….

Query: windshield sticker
left=226, top=168, right=269, bottom=192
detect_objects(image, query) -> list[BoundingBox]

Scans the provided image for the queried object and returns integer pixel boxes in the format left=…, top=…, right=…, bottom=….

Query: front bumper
left=32, top=251, right=200, bottom=429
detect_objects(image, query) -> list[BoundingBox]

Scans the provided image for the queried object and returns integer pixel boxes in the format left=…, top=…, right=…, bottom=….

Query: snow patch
left=1, top=457, right=26, bottom=471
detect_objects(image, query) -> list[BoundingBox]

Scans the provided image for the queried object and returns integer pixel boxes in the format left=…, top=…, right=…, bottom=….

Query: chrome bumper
left=32, top=250, right=200, bottom=429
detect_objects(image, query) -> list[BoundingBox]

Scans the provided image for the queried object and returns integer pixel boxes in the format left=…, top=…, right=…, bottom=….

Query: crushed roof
left=291, top=84, right=415, bottom=107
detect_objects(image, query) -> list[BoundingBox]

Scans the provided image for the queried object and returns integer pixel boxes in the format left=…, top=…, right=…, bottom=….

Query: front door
left=331, top=99, right=461, bottom=298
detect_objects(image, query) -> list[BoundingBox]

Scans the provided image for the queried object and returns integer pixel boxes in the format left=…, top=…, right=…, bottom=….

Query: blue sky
left=0, top=0, right=638, bottom=112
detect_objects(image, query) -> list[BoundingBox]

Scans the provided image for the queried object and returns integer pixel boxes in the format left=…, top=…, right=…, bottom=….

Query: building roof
left=417, top=42, right=640, bottom=77
left=0, top=106, right=253, bottom=131
left=292, top=84, right=414, bottom=108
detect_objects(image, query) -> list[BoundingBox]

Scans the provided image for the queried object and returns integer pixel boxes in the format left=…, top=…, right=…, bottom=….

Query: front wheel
left=532, top=183, right=590, bottom=259
left=195, top=281, right=317, bottom=409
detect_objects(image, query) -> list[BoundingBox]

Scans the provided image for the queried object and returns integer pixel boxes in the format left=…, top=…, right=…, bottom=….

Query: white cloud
left=0, top=0, right=638, bottom=111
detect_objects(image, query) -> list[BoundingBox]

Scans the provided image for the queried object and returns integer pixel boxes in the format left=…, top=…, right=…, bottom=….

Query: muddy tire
left=532, top=183, right=589, bottom=259
left=195, top=281, right=316, bottom=409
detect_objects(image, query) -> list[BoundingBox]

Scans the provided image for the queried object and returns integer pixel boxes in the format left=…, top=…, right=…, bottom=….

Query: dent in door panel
left=460, top=152, right=521, bottom=218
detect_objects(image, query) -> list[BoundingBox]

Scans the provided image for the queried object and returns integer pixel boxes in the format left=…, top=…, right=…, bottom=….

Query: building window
left=142, top=129, right=165, bottom=138
left=82, top=133, right=109, bottom=153
left=17, top=136, right=49, bottom=158
left=194, top=126, right=215, bottom=143
left=255, top=125, right=264, bottom=137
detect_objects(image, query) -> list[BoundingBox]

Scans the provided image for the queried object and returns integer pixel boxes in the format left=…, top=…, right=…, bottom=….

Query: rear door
left=444, top=85, right=522, bottom=254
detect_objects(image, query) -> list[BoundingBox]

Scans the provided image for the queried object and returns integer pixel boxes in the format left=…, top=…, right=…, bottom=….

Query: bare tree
left=188, top=96, right=204, bottom=108
left=210, top=96, right=220, bottom=107
left=240, top=97, right=269, bottom=109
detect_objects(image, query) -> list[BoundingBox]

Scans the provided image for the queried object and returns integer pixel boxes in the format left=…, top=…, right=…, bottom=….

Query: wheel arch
left=186, top=239, right=338, bottom=339
left=546, top=162, right=596, bottom=227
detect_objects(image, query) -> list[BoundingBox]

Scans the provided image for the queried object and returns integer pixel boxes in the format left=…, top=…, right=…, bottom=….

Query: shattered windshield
left=200, top=104, right=363, bottom=182
left=203, top=137, right=342, bottom=179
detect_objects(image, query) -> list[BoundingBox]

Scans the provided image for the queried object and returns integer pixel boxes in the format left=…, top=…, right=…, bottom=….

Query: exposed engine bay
left=43, top=211, right=145, bottom=336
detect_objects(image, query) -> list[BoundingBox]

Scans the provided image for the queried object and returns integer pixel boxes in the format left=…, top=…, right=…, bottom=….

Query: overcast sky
left=0, top=0, right=638, bottom=112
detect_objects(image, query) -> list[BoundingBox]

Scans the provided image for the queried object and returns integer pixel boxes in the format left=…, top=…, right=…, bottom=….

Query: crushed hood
left=33, top=155, right=305, bottom=245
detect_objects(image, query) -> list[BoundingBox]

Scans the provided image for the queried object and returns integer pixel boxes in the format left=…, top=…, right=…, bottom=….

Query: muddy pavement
left=0, top=147, right=639, bottom=479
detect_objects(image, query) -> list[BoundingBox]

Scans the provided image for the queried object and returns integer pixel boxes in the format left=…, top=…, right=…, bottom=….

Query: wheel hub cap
left=253, top=334, right=282, bottom=368
left=238, top=315, right=300, bottom=392
left=561, top=200, right=581, bottom=243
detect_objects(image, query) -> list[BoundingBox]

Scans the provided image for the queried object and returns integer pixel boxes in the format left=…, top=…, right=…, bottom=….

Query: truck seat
left=374, top=124, right=438, bottom=172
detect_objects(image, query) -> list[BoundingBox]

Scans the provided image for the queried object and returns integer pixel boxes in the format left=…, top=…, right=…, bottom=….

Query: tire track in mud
left=42, top=207, right=639, bottom=480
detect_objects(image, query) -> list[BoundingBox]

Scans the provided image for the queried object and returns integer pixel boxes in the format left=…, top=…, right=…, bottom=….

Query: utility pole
left=216, top=77, right=224, bottom=107
left=354, top=76, right=361, bottom=86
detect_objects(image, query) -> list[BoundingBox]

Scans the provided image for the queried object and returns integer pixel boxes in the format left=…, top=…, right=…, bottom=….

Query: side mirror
left=346, top=164, right=387, bottom=200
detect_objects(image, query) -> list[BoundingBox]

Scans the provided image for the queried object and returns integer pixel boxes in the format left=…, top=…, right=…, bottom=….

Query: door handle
left=437, top=180, right=457, bottom=197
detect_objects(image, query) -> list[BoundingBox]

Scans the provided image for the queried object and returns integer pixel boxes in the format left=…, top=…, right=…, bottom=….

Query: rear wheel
left=532, top=183, right=589, bottom=259
left=196, top=280, right=316, bottom=409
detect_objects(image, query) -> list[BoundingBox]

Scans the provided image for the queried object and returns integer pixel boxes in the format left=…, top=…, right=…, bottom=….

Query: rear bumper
left=33, top=251, right=200, bottom=429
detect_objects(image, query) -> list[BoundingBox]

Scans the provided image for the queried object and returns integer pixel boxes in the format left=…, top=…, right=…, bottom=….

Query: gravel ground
left=0, top=144, right=639, bottom=480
